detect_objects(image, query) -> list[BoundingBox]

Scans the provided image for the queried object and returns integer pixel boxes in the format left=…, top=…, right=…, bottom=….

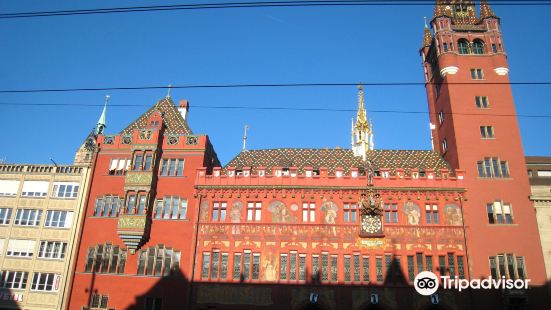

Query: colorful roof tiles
left=224, top=148, right=452, bottom=176
left=120, top=97, right=192, bottom=135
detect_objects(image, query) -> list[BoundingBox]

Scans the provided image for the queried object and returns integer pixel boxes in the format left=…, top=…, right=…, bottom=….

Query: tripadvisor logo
left=414, top=271, right=531, bottom=296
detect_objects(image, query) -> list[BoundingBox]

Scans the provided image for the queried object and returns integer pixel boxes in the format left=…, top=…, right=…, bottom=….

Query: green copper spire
left=96, top=95, right=109, bottom=135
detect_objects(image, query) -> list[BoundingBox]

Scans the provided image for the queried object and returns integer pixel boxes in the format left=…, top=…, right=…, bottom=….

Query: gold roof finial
left=356, top=82, right=368, bottom=127
left=422, top=16, right=433, bottom=47
left=480, top=0, right=497, bottom=19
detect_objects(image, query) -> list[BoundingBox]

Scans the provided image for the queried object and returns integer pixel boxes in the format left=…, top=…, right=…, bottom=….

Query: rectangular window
left=0, top=271, right=29, bottom=289
left=0, top=180, right=20, bottom=196
left=344, top=255, right=351, bottom=282
left=31, top=273, right=59, bottom=292
left=470, top=68, right=484, bottom=80
left=480, top=126, right=495, bottom=139
left=160, top=159, right=184, bottom=176
left=330, top=255, right=338, bottom=282
left=144, top=154, right=153, bottom=171
left=220, top=253, right=228, bottom=279
left=299, top=254, right=306, bottom=281
left=279, top=254, right=288, bottom=280
left=475, top=96, right=490, bottom=108
left=489, top=256, right=498, bottom=278
left=376, top=257, right=383, bottom=283
left=457, top=256, right=465, bottom=279
left=85, top=244, right=126, bottom=274
left=211, top=251, right=220, bottom=279
left=488, top=201, right=513, bottom=224
left=51, top=182, right=79, bottom=198
left=201, top=253, right=211, bottom=279
left=0, top=208, right=13, bottom=225
left=252, top=253, right=260, bottom=280
left=416, top=253, right=424, bottom=273
left=362, top=256, right=370, bottom=282
left=384, top=204, right=398, bottom=223
left=312, top=255, right=320, bottom=281
left=353, top=254, right=360, bottom=282
left=438, top=111, right=444, bottom=124
left=302, top=203, right=316, bottom=223
left=21, top=181, right=49, bottom=197
left=439, top=255, right=447, bottom=276
left=426, top=256, right=433, bottom=272
left=321, top=253, right=329, bottom=282
left=6, top=239, right=36, bottom=257
left=289, top=251, right=297, bottom=280
left=343, top=204, right=357, bottom=223
left=45, top=210, right=73, bottom=228
left=247, top=202, right=262, bottom=221
left=14, top=209, right=42, bottom=226
left=233, top=253, right=242, bottom=280
left=132, top=154, right=143, bottom=171
left=407, top=256, right=415, bottom=282
left=93, top=196, right=121, bottom=217
left=425, top=205, right=439, bottom=224
left=212, top=202, right=227, bottom=222
left=108, top=158, right=130, bottom=175
left=448, top=253, right=456, bottom=278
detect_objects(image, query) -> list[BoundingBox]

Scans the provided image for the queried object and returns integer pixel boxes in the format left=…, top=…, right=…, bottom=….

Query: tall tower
left=351, top=84, right=374, bottom=161
left=421, top=0, right=547, bottom=304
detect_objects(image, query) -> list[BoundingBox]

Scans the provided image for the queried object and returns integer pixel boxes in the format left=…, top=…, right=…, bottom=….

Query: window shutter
left=64, top=212, right=74, bottom=228
left=0, top=180, right=20, bottom=196
left=22, top=181, right=49, bottom=194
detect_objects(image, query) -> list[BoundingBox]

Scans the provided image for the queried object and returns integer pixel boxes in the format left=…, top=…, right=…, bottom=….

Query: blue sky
left=1, top=1, right=550, bottom=165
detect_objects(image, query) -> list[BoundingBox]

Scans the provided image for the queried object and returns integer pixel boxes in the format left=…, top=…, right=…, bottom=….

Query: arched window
left=458, top=39, right=470, bottom=54
left=473, top=40, right=485, bottom=55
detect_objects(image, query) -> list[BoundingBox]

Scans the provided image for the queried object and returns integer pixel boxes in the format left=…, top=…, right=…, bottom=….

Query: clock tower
left=421, top=0, right=548, bottom=304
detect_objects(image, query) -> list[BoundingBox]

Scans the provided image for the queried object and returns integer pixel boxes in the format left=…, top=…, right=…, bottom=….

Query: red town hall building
left=67, top=1, right=549, bottom=309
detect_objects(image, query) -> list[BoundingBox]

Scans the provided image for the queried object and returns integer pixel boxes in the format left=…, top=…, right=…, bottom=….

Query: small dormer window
left=374, top=170, right=381, bottom=177
left=282, top=168, right=290, bottom=176
left=419, top=171, right=427, bottom=177
left=150, top=120, right=159, bottom=128
left=312, top=169, right=320, bottom=176
left=236, top=169, right=243, bottom=176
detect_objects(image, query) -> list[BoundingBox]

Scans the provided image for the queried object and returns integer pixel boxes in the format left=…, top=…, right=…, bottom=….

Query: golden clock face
left=362, top=216, right=382, bottom=234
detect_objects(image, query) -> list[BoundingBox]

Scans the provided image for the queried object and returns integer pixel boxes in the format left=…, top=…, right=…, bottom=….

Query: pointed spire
left=422, top=16, right=432, bottom=47
left=356, top=83, right=368, bottom=127
left=480, top=0, right=497, bottom=19
left=166, top=84, right=172, bottom=98
left=96, top=95, right=109, bottom=135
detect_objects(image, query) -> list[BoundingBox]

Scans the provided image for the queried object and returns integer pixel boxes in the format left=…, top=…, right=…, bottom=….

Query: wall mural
left=268, top=201, right=297, bottom=223
left=230, top=201, right=243, bottom=234
left=321, top=201, right=338, bottom=236
left=404, top=202, right=421, bottom=225
left=200, top=200, right=210, bottom=222
left=444, top=204, right=462, bottom=226
left=262, top=252, right=279, bottom=282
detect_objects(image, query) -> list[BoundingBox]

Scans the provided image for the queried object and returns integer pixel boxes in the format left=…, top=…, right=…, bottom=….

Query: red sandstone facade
left=67, top=1, right=550, bottom=310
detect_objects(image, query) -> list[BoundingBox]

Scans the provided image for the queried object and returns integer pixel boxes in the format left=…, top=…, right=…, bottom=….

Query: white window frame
left=38, top=241, right=68, bottom=260
left=14, top=209, right=42, bottom=226
left=0, top=180, right=20, bottom=197
left=30, top=273, right=60, bottom=292
left=44, top=210, right=73, bottom=228
left=51, top=182, right=80, bottom=199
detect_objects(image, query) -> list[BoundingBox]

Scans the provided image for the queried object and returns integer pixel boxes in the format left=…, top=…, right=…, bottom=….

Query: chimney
left=178, top=100, right=189, bottom=122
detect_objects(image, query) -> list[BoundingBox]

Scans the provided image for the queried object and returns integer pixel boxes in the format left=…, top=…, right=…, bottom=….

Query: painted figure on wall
left=268, top=201, right=297, bottom=223
left=404, top=202, right=421, bottom=225
left=321, top=201, right=338, bottom=236
left=230, top=201, right=243, bottom=234
left=200, top=200, right=210, bottom=222
left=444, top=204, right=462, bottom=226
left=262, top=252, right=278, bottom=282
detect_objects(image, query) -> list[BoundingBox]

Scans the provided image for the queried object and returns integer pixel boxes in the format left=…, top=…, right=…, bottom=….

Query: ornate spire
left=480, top=0, right=496, bottom=19
left=352, top=83, right=374, bottom=160
left=422, top=17, right=432, bottom=47
left=356, top=83, right=368, bottom=127
left=96, top=95, right=108, bottom=135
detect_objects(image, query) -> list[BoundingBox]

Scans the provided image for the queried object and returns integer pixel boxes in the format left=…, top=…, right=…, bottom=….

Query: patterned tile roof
left=120, top=97, right=192, bottom=135
left=224, top=148, right=452, bottom=176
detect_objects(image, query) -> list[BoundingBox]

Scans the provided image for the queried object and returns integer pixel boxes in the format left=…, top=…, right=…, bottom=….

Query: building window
left=384, top=204, right=398, bottom=223
left=470, top=68, right=484, bottom=80
left=6, top=239, right=35, bottom=257
left=438, top=111, right=444, bottom=124
left=362, top=256, right=370, bottom=282
left=480, top=126, right=495, bottom=139
left=343, top=203, right=357, bottom=223
left=154, top=197, right=187, bottom=220
left=31, top=273, right=60, bottom=292
left=201, top=251, right=228, bottom=280
left=160, top=159, right=184, bottom=176
left=45, top=210, right=73, bottom=228
left=145, top=297, right=162, bottom=310
left=487, top=201, right=513, bottom=224
left=0, top=208, right=13, bottom=225
left=477, top=157, right=510, bottom=178
left=231, top=250, right=259, bottom=281
left=279, top=251, right=303, bottom=281
left=492, top=43, right=497, bottom=53
left=132, top=154, right=143, bottom=171
left=38, top=241, right=67, bottom=259
left=448, top=253, right=456, bottom=277
left=442, top=139, right=448, bottom=153
left=438, top=255, right=447, bottom=276
left=299, top=254, right=307, bottom=281
left=247, top=202, right=262, bottom=221
left=137, top=245, right=181, bottom=277
left=312, top=255, right=320, bottom=281
left=302, top=203, right=315, bottom=223
left=125, top=192, right=148, bottom=214
left=425, top=205, right=439, bottom=224
left=212, top=202, right=227, bottom=222
left=51, top=182, right=79, bottom=198
left=289, top=251, right=297, bottom=280
left=475, top=96, right=490, bottom=108
left=85, top=243, right=127, bottom=274
left=93, top=196, right=122, bottom=217
left=0, top=271, right=29, bottom=289
left=0, top=180, right=20, bottom=197
left=472, top=40, right=485, bottom=54
left=458, top=39, right=469, bottom=54
left=14, top=209, right=42, bottom=226
left=457, top=256, right=465, bottom=279
left=108, top=158, right=130, bottom=175
left=443, top=42, right=449, bottom=52
left=321, top=253, right=329, bottom=282
left=376, top=256, right=383, bottom=283
left=331, top=255, right=338, bottom=282
left=21, top=180, right=49, bottom=197
left=426, top=256, right=433, bottom=272
left=407, top=256, right=415, bottom=282
left=489, top=254, right=526, bottom=280
left=344, top=255, right=351, bottom=282
left=233, top=253, right=242, bottom=280
left=90, top=294, right=109, bottom=309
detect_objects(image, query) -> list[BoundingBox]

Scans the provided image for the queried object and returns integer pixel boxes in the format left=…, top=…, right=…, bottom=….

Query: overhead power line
left=1, top=82, right=551, bottom=94
left=1, top=101, right=550, bottom=119
left=2, top=0, right=551, bottom=19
